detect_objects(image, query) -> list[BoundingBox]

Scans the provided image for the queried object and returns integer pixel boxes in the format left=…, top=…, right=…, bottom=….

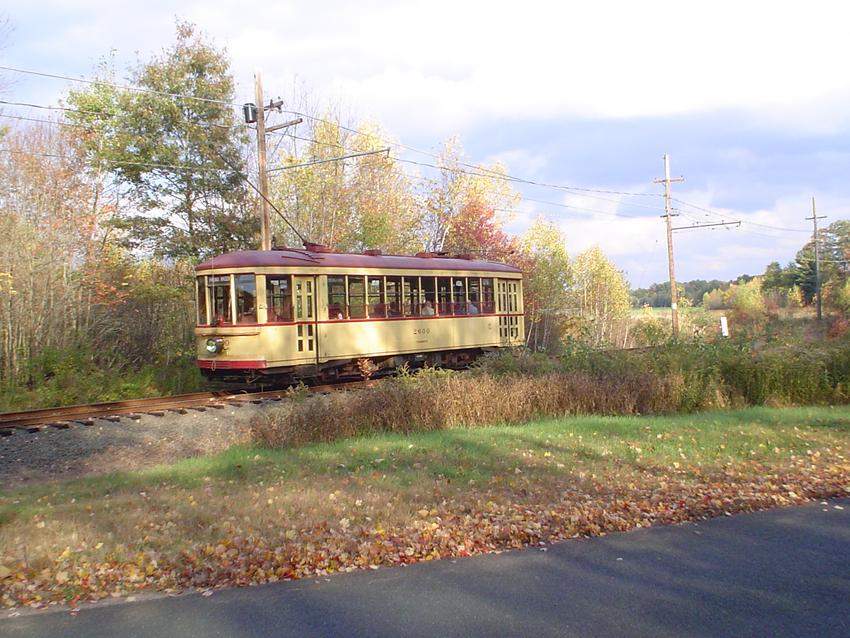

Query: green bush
left=0, top=351, right=206, bottom=411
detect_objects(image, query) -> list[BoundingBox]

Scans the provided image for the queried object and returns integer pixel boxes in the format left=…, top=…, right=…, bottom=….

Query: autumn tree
left=569, top=246, right=631, bottom=347
left=441, top=201, right=517, bottom=261
left=0, top=123, right=112, bottom=382
left=421, top=138, right=518, bottom=253
left=518, top=218, right=571, bottom=351
left=268, top=119, right=419, bottom=252
left=65, top=21, right=254, bottom=261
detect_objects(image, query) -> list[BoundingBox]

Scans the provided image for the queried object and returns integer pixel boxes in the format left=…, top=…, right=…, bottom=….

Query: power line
left=4, top=109, right=799, bottom=238
left=267, top=147, right=390, bottom=173
left=180, top=117, right=308, bottom=245
left=495, top=204, right=646, bottom=221
left=282, top=108, right=665, bottom=199
left=0, top=64, right=236, bottom=107
left=1, top=65, right=832, bottom=244
left=520, top=194, right=667, bottom=214
left=0, top=148, right=229, bottom=173
left=0, top=113, right=84, bottom=127
left=671, top=197, right=810, bottom=233
left=0, top=99, right=117, bottom=118
left=2, top=61, right=670, bottom=199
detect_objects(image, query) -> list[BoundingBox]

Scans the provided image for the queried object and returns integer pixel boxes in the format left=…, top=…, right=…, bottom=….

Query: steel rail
left=0, top=380, right=377, bottom=435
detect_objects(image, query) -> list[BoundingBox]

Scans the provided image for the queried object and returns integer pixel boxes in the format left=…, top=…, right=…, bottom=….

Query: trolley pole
left=806, top=196, right=827, bottom=321
left=654, top=154, right=684, bottom=338
left=254, top=71, right=272, bottom=251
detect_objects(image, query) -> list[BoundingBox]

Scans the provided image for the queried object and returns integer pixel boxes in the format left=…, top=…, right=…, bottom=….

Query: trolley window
left=207, top=275, right=232, bottom=325
left=196, top=276, right=207, bottom=324
left=266, top=275, right=292, bottom=322
left=421, top=277, right=436, bottom=316
left=368, top=276, right=386, bottom=318
left=468, top=277, right=481, bottom=314
left=348, top=276, right=367, bottom=319
left=481, top=277, right=495, bottom=313
left=235, top=274, right=257, bottom=324
left=327, top=275, right=346, bottom=320
left=403, top=276, right=420, bottom=316
left=453, top=277, right=467, bottom=315
left=386, top=276, right=402, bottom=317
left=437, top=277, right=452, bottom=315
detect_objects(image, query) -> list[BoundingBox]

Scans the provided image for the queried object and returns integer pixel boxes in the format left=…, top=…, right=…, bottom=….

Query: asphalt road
left=2, top=498, right=849, bottom=638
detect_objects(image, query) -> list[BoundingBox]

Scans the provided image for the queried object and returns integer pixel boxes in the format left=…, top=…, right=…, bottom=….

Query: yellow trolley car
left=194, top=245, right=524, bottom=383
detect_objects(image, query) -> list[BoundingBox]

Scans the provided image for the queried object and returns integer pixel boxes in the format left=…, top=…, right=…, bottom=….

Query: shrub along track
left=0, top=381, right=378, bottom=436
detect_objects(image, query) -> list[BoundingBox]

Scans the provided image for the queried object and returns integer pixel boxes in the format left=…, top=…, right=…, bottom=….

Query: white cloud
left=10, top=0, right=850, bottom=136
left=5, top=0, right=849, bottom=285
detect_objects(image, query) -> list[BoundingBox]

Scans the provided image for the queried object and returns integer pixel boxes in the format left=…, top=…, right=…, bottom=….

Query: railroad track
left=0, top=380, right=377, bottom=436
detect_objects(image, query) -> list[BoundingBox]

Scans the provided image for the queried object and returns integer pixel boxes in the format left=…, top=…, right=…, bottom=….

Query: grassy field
left=1, top=406, right=849, bottom=608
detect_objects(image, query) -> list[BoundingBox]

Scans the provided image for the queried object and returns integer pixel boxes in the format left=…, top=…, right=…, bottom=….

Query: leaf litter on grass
left=1, top=409, right=849, bottom=609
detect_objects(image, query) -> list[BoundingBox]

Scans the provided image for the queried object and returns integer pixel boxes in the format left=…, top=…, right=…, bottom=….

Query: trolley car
left=194, top=245, right=524, bottom=384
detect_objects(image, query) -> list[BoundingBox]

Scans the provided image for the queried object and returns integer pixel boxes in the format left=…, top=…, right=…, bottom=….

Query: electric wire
left=0, top=147, right=229, bottom=172
left=1, top=64, right=666, bottom=198
left=0, top=65, right=838, bottom=241
left=671, top=197, right=810, bottom=233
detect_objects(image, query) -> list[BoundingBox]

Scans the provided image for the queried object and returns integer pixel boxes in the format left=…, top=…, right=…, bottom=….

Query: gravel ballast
left=0, top=402, right=275, bottom=484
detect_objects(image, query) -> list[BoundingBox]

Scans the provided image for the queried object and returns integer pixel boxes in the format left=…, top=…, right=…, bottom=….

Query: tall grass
left=251, top=339, right=850, bottom=449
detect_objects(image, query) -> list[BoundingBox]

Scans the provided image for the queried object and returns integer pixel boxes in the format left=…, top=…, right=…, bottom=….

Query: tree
left=441, top=201, right=517, bottom=261
left=569, top=246, right=631, bottom=347
left=65, top=21, right=254, bottom=261
left=0, top=122, right=112, bottom=382
left=518, top=218, right=571, bottom=351
left=420, top=138, right=518, bottom=252
left=268, top=119, right=419, bottom=253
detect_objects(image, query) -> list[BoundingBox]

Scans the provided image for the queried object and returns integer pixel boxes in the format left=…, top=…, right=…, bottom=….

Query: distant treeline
left=631, top=277, right=755, bottom=308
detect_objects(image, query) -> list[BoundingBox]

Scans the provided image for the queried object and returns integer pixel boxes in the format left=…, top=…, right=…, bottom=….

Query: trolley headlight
left=205, top=337, right=224, bottom=354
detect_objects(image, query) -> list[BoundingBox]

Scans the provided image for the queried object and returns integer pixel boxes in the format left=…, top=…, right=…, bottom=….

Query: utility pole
left=806, top=196, right=827, bottom=321
left=254, top=71, right=272, bottom=251
left=245, top=71, right=302, bottom=251
left=654, top=154, right=685, bottom=337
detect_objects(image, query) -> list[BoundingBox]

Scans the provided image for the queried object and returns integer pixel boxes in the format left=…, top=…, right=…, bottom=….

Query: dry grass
left=251, top=370, right=704, bottom=448
left=251, top=338, right=850, bottom=450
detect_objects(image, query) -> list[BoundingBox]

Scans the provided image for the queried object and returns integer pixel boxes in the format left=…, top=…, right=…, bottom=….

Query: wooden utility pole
left=806, top=196, right=827, bottom=321
left=654, top=154, right=684, bottom=337
left=254, top=71, right=272, bottom=251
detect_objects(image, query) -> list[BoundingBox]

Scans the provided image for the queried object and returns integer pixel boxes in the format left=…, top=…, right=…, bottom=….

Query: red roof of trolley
left=196, top=250, right=522, bottom=274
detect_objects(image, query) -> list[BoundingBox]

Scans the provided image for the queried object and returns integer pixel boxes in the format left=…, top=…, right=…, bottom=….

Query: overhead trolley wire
left=0, top=64, right=235, bottom=107
left=671, top=197, right=811, bottom=233
left=0, top=148, right=229, bottom=173
left=0, top=64, right=832, bottom=237
left=1, top=64, right=666, bottom=199
left=0, top=99, right=118, bottom=118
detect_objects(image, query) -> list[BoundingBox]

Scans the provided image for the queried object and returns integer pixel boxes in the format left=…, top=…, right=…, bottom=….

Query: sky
left=3, top=0, right=850, bottom=287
